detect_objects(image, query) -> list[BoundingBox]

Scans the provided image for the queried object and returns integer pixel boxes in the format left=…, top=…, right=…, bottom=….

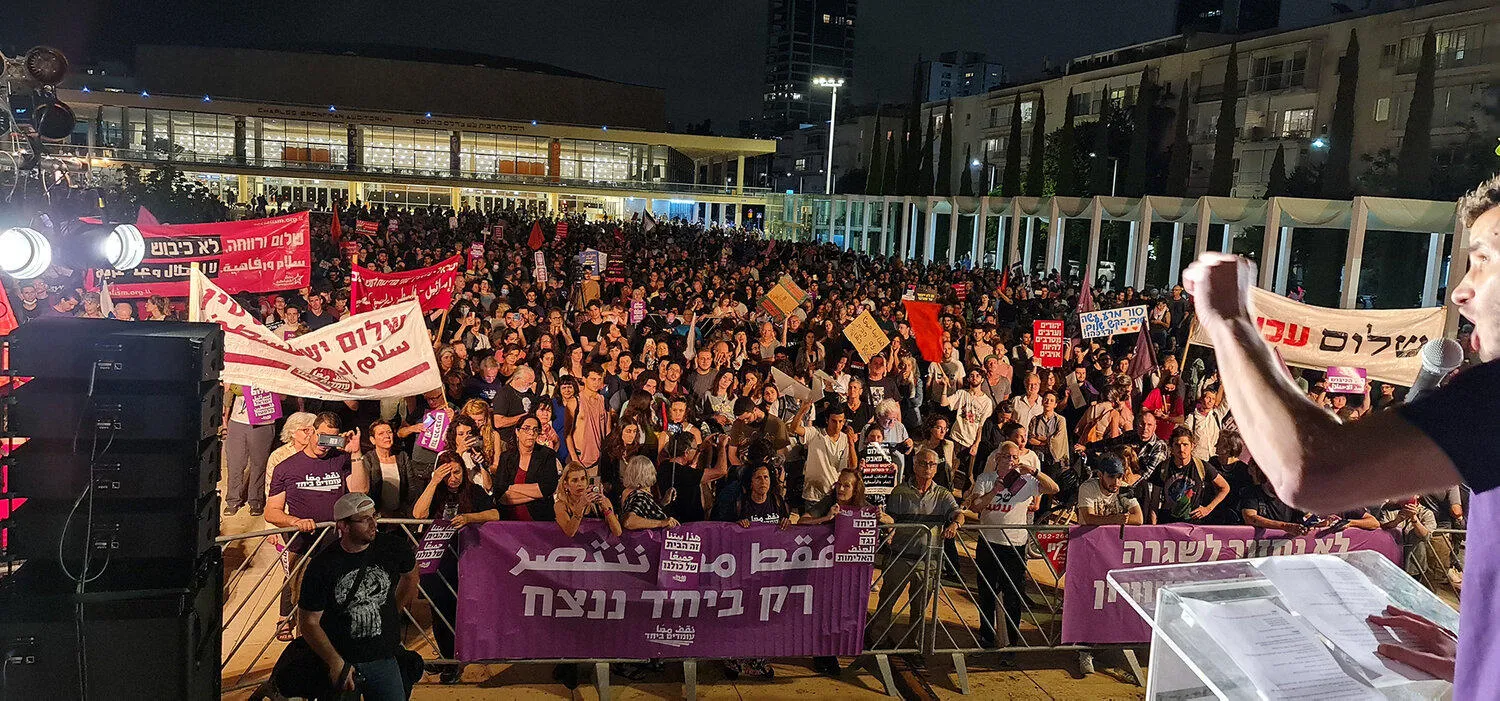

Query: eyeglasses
left=518, top=425, right=541, bottom=434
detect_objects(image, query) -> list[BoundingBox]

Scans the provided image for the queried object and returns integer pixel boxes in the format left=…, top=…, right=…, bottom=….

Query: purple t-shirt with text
left=269, top=451, right=352, bottom=553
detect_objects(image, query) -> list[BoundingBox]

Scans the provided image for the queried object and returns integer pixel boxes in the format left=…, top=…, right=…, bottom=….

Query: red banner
left=1033, top=320, right=1065, bottom=368
left=355, top=220, right=379, bottom=236
left=901, top=300, right=944, bottom=363
left=98, top=212, right=311, bottom=298
left=349, top=256, right=461, bottom=314
left=555, top=221, right=569, bottom=242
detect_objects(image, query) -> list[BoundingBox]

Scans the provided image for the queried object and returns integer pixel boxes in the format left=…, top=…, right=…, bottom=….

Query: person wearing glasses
left=494, top=414, right=561, bottom=521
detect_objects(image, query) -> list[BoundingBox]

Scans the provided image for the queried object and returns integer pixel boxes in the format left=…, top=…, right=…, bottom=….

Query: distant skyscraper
left=1176, top=0, right=1282, bottom=34
left=761, top=0, right=857, bottom=132
left=917, top=52, right=1008, bottom=103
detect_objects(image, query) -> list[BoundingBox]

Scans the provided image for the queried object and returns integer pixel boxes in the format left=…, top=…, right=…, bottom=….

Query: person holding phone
left=554, top=461, right=622, bottom=537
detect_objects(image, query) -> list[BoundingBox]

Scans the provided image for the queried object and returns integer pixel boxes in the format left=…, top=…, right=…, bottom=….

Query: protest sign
left=843, top=311, right=891, bottom=361
left=417, top=409, right=451, bottom=453
left=1325, top=366, right=1367, bottom=394
left=629, top=299, right=646, bottom=325
left=1079, top=305, right=1148, bottom=338
left=580, top=249, right=606, bottom=276
left=770, top=367, right=823, bottom=404
left=99, top=212, right=311, bottom=298
left=355, top=220, right=379, bottom=236
left=858, top=443, right=902, bottom=507
left=759, top=276, right=808, bottom=320
left=1061, top=524, right=1401, bottom=644
left=833, top=507, right=879, bottom=564
left=349, top=256, right=461, bottom=314
left=468, top=242, right=485, bottom=268
left=242, top=386, right=282, bottom=426
left=192, top=269, right=441, bottom=401
left=1033, top=320, right=1065, bottom=368
left=1189, top=287, right=1445, bottom=385
left=416, top=520, right=459, bottom=575
left=659, top=530, right=703, bottom=589
left=456, top=521, right=873, bottom=659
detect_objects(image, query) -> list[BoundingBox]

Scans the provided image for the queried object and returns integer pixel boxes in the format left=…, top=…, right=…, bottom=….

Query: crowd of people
left=5, top=191, right=1469, bottom=695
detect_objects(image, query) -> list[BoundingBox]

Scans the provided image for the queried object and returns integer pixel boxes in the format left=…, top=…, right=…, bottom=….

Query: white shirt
left=941, top=389, right=993, bottom=449
left=1077, top=478, right=1140, bottom=520
left=1011, top=394, right=1045, bottom=433
left=1184, top=406, right=1228, bottom=462
left=803, top=428, right=853, bottom=503
left=972, top=470, right=1040, bottom=546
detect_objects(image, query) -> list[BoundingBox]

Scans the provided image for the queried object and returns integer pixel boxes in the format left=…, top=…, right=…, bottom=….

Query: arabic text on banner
left=1060, top=523, right=1402, bottom=644
left=1188, top=287, right=1444, bottom=385
left=456, top=520, right=874, bottom=659
left=1033, top=320, right=1066, bottom=368
left=349, top=256, right=461, bottom=314
left=97, top=212, right=311, bottom=298
left=842, top=310, right=891, bottom=361
left=1078, top=305, right=1148, bottom=338
left=192, top=269, right=442, bottom=401
left=1324, top=366, right=1367, bottom=393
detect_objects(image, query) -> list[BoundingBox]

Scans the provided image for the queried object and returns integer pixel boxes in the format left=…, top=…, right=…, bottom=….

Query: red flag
left=1077, top=282, right=1096, bottom=314
left=136, top=206, right=160, bottom=227
left=999, top=269, right=1009, bottom=295
left=330, top=211, right=343, bottom=243
left=902, top=300, right=945, bottom=363
left=527, top=221, right=545, bottom=251
left=0, top=283, right=18, bottom=337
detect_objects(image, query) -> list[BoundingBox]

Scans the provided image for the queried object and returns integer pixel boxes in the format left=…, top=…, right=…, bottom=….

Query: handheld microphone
left=1406, top=338, right=1464, bottom=404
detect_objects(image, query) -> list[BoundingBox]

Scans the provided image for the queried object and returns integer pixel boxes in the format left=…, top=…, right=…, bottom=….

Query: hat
left=333, top=493, right=376, bottom=521
left=1095, top=455, right=1126, bottom=477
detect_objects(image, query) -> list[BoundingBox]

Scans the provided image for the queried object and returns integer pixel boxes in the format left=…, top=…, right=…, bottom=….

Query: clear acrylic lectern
left=1108, top=551, right=1458, bottom=700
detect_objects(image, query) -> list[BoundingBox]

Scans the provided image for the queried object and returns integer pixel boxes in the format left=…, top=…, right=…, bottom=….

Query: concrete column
left=1085, top=200, right=1103, bottom=285
left=1421, top=233, right=1443, bottom=308
left=1446, top=218, right=1470, bottom=338
left=1275, top=227, right=1294, bottom=294
left=736, top=200, right=745, bottom=228
left=924, top=199, right=939, bottom=263
left=1022, top=216, right=1036, bottom=273
left=1133, top=197, right=1153, bottom=289
left=1168, top=222, right=1185, bottom=287
left=1339, top=197, right=1370, bottom=309
left=735, top=155, right=746, bottom=195
left=972, top=198, right=987, bottom=266
left=1221, top=223, right=1233, bottom=253
left=843, top=196, right=855, bottom=250
left=1259, top=198, right=1283, bottom=290
left=1045, top=199, right=1063, bottom=273
left=1195, top=197, right=1212, bottom=260
left=861, top=197, right=874, bottom=253
left=899, top=197, right=913, bottom=260
left=946, top=198, right=960, bottom=265
left=1124, top=222, right=1139, bottom=289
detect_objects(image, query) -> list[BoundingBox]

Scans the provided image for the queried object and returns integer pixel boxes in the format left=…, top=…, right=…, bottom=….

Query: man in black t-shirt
left=492, top=366, right=533, bottom=446
left=464, top=357, right=505, bottom=403
left=300, top=493, right=417, bottom=700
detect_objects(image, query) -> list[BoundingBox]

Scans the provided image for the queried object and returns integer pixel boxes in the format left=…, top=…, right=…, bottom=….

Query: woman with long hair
left=411, top=450, right=498, bottom=682
left=553, top=377, right=580, bottom=464
left=446, top=415, right=494, bottom=493
left=554, top=461, right=622, bottom=538
left=533, top=347, right=560, bottom=400
left=704, top=369, right=738, bottom=429
left=460, top=399, right=505, bottom=474
left=601, top=420, right=647, bottom=498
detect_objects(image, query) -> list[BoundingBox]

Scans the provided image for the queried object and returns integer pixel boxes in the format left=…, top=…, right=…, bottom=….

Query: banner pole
left=188, top=262, right=202, bottom=322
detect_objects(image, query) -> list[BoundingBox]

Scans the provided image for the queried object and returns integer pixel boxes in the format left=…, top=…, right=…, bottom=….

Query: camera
left=317, top=434, right=347, bottom=449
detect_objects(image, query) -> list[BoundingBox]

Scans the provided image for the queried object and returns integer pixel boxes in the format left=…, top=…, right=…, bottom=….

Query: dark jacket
left=494, top=445, right=561, bottom=521
left=361, top=451, right=416, bottom=517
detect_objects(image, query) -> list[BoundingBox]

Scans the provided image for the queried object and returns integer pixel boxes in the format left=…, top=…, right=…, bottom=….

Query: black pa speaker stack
left=0, top=318, right=225, bottom=700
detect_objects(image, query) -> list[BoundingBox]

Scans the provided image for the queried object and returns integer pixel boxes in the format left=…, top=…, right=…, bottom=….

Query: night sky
left=1, top=0, right=1333, bottom=132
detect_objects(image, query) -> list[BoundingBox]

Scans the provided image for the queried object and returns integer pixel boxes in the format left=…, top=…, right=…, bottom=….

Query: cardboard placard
left=842, top=311, right=891, bottom=362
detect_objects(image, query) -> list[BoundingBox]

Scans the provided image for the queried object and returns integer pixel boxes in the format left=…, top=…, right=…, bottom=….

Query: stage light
left=98, top=224, right=145, bottom=270
left=53, top=223, right=146, bottom=271
left=22, top=46, right=68, bottom=85
left=30, top=92, right=75, bottom=140
left=0, top=227, right=53, bottom=279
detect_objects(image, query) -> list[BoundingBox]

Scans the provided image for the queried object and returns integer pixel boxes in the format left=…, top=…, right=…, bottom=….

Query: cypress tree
left=882, top=132, right=899, bottom=195
left=1090, top=90, right=1113, bottom=195
left=960, top=144, right=976, bottom=196
left=1395, top=27, right=1436, bottom=197
left=866, top=111, right=885, bottom=195
left=1321, top=29, right=1360, bottom=199
left=1123, top=67, right=1157, bottom=197
left=936, top=101, right=955, bottom=196
left=1207, top=43, right=1240, bottom=196
left=1265, top=143, right=1287, bottom=197
left=1025, top=91, right=1046, bottom=196
left=1166, top=81, right=1192, bottom=196
left=1058, top=89, right=1078, bottom=196
left=918, top=113, right=936, bottom=196
left=1002, top=96, right=1024, bottom=196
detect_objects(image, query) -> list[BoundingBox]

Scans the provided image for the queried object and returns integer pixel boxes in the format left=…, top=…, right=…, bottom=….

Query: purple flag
left=1130, top=327, right=1158, bottom=381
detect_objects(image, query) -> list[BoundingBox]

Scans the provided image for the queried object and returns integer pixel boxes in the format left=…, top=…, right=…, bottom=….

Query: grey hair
left=876, top=398, right=902, bottom=418
left=915, top=448, right=939, bottom=464
left=621, top=455, right=658, bottom=490
left=280, top=411, right=317, bottom=444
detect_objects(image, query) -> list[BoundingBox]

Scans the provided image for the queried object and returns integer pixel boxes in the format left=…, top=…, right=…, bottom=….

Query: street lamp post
left=1088, top=152, right=1121, bottom=196
left=813, top=76, right=845, bottom=195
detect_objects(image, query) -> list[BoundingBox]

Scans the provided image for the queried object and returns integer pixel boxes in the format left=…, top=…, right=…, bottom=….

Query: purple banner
left=1061, top=524, right=1404, bottom=644
left=242, top=386, right=282, bottom=426
left=415, top=520, right=458, bottom=575
left=456, top=521, right=874, bottom=659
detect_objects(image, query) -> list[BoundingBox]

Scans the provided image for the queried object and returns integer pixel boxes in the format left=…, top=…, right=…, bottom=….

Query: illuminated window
left=1373, top=97, right=1390, bottom=122
left=1278, top=108, right=1313, bottom=137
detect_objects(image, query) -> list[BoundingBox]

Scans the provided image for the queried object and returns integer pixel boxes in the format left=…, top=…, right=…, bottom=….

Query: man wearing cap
left=1076, top=454, right=1145, bottom=526
left=299, top=493, right=418, bottom=700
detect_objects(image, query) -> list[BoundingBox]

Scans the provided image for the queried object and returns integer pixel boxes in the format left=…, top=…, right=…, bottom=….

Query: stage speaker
left=6, top=437, right=220, bottom=503
left=6, top=379, right=222, bottom=442
left=7, top=317, right=223, bottom=384
left=0, top=550, right=221, bottom=701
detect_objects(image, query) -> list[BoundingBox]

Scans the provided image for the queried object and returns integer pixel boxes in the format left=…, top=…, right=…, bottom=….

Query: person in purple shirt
left=264, top=411, right=368, bottom=641
left=1181, top=174, right=1500, bottom=697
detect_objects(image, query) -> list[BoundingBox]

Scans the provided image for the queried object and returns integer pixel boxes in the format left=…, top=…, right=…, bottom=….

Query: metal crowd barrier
left=215, top=519, right=1159, bottom=699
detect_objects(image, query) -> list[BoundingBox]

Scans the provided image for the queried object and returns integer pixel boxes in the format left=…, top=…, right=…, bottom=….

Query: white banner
left=192, top=269, right=441, bottom=400
left=1079, top=305, right=1147, bottom=338
left=1189, top=287, right=1445, bottom=386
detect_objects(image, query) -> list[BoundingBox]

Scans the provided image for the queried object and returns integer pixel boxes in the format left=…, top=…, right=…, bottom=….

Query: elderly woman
left=619, top=455, right=678, bottom=530
left=265, top=411, right=318, bottom=489
left=494, top=415, right=560, bottom=521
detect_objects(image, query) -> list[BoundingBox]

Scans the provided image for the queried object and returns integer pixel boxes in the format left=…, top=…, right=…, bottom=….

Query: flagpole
left=1178, top=315, right=1197, bottom=374
left=188, top=262, right=202, bottom=322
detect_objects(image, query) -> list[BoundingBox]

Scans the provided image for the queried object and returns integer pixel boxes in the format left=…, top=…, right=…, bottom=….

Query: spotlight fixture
left=22, top=46, right=69, bottom=85
left=0, top=227, right=53, bottom=279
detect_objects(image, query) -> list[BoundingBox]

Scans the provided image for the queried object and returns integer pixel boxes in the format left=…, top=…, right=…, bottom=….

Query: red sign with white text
left=97, top=212, right=311, bottom=298
left=1033, top=320, right=1065, bottom=368
left=350, top=256, right=461, bottom=314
